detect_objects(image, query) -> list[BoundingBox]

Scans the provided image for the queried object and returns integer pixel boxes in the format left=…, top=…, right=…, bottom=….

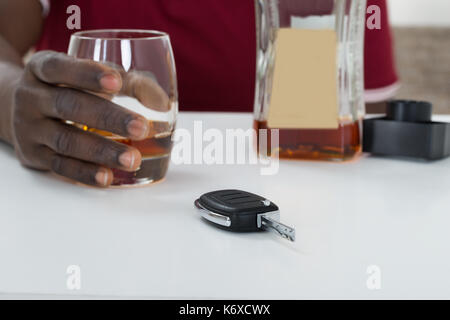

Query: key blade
left=261, top=216, right=296, bottom=242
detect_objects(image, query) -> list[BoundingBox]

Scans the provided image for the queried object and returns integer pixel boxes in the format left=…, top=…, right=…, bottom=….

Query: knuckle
left=87, top=139, right=123, bottom=165
left=50, top=154, right=64, bottom=174
left=19, top=146, right=48, bottom=171
left=87, top=140, right=109, bottom=159
left=53, top=130, right=75, bottom=154
left=52, top=88, right=80, bottom=118
left=11, top=84, right=46, bottom=149
left=18, top=153, right=36, bottom=170
left=12, top=87, right=35, bottom=131
left=33, top=51, right=63, bottom=80
left=13, top=75, right=46, bottom=119
left=97, top=105, right=132, bottom=133
left=27, top=51, right=46, bottom=70
left=12, top=108, right=25, bottom=129
left=13, top=83, right=32, bottom=107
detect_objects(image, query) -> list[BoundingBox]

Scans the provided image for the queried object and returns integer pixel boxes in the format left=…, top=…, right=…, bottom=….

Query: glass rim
left=70, top=29, right=169, bottom=41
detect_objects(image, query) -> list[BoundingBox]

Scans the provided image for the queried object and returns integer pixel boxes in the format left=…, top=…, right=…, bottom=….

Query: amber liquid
left=86, top=121, right=173, bottom=186
left=254, top=120, right=361, bottom=161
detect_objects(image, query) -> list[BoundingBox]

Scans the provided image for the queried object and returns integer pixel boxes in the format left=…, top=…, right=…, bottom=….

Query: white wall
left=388, top=0, right=450, bottom=26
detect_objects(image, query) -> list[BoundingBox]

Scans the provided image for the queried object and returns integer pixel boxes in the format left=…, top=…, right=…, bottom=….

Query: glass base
left=111, top=155, right=170, bottom=187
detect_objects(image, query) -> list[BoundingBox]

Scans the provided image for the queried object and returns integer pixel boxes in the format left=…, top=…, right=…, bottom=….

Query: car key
left=194, top=189, right=295, bottom=242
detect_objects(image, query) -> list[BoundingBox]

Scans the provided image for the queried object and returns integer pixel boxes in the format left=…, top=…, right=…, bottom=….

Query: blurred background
left=388, top=0, right=449, bottom=114
left=21, top=0, right=449, bottom=114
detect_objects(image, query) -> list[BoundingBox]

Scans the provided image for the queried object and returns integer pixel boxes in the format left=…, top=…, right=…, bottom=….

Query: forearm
left=0, top=35, right=24, bottom=145
left=0, top=0, right=44, bottom=145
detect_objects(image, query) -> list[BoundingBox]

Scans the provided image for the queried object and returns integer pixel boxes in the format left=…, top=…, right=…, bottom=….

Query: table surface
left=1, top=112, right=450, bottom=299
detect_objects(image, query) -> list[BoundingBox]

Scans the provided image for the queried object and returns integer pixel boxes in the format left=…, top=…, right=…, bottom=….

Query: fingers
left=39, top=85, right=151, bottom=140
left=37, top=120, right=142, bottom=172
left=28, top=50, right=122, bottom=94
left=27, top=51, right=171, bottom=112
left=38, top=146, right=114, bottom=187
left=121, top=71, right=171, bottom=112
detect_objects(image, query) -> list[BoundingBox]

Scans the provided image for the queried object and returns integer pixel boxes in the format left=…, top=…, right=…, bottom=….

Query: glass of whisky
left=254, top=0, right=366, bottom=161
left=68, top=29, right=177, bottom=186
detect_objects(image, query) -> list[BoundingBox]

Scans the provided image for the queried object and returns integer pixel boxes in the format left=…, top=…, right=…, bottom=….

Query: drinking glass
left=68, top=29, right=178, bottom=186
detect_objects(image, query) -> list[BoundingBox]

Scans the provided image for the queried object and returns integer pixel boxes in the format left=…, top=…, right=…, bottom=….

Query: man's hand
left=11, top=50, right=151, bottom=187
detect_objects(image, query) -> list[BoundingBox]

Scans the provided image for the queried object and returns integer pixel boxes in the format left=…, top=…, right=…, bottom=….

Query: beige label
left=267, top=28, right=339, bottom=129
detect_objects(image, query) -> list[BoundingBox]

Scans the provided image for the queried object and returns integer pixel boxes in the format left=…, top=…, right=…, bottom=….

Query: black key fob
left=194, top=190, right=295, bottom=241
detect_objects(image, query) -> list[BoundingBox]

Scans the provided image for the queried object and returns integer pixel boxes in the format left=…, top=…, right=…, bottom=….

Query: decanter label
left=267, top=28, right=339, bottom=129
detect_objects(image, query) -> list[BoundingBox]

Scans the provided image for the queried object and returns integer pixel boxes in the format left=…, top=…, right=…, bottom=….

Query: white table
left=1, top=112, right=450, bottom=299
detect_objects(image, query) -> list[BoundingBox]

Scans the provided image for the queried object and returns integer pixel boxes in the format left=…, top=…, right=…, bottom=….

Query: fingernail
left=95, top=168, right=110, bottom=186
left=100, top=73, right=121, bottom=91
left=119, top=151, right=136, bottom=170
left=127, top=119, right=149, bottom=139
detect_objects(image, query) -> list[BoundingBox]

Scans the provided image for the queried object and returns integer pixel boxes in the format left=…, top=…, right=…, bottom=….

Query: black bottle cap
left=363, top=100, right=450, bottom=160
left=386, top=100, right=432, bottom=122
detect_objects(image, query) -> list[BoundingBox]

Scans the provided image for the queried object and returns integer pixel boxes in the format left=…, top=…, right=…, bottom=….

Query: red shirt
left=36, top=0, right=398, bottom=111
